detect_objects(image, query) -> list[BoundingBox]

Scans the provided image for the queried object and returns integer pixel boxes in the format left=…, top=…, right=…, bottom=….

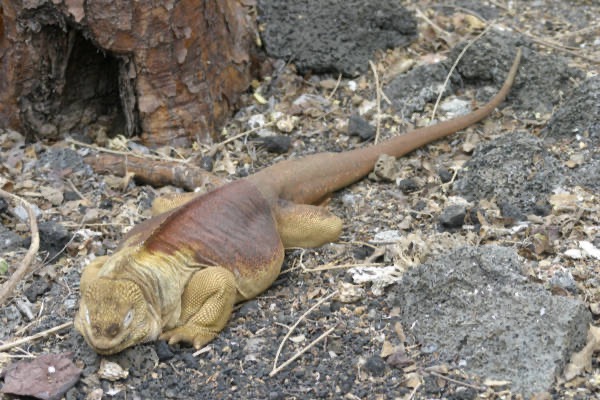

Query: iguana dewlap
left=75, top=49, right=521, bottom=355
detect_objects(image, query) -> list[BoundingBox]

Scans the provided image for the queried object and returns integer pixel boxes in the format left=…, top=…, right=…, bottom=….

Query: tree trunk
left=0, top=0, right=258, bottom=146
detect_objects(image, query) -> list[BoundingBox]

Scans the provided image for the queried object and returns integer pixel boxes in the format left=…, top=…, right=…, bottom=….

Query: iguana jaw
left=74, top=278, right=162, bottom=355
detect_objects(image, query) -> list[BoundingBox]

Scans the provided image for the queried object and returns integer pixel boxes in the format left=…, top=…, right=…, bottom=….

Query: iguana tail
left=251, top=48, right=522, bottom=205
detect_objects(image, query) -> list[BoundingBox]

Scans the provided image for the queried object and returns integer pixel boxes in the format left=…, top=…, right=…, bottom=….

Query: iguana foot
left=163, top=266, right=237, bottom=349
left=160, top=326, right=217, bottom=349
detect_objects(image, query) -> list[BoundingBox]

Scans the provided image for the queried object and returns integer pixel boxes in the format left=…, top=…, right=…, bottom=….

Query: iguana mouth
left=83, top=330, right=132, bottom=355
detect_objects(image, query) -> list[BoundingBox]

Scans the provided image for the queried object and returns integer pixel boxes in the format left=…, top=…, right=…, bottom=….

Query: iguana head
left=75, top=278, right=160, bottom=355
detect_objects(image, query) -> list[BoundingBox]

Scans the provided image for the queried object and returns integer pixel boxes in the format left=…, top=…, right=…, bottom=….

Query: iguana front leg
left=160, top=266, right=238, bottom=349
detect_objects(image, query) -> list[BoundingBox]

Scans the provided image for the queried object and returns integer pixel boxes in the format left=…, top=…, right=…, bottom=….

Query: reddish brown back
left=121, top=180, right=283, bottom=275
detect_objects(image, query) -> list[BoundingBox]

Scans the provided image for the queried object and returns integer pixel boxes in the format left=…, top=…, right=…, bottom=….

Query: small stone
left=347, top=114, right=375, bottom=141
left=200, top=156, right=213, bottom=172
left=155, top=340, right=175, bottom=362
left=319, top=78, right=338, bottom=89
left=398, top=178, right=419, bottom=193
left=256, top=136, right=291, bottom=154
left=372, top=154, right=397, bottom=181
left=36, top=221, right=71, bottom=260
left=336, top=282, right=365, bottom=303
left=386, top=350, right=413, bottom=369
left=549, top=270, right=578, bottom=293
left=244, top=338, right=267, bottom=354
left=180, top=352, right=198, bottom=369
left=439, top=204, right=466, bottom=228
left=589, top=303, right=600, bottom=316
left=373, top=230, right=402, bottom=243
left=24, top=279, right=50, bottom=303
left=40, top=186, right=64, bottom=206
left=13, top=203, right=41, bottom=222
left=248, top=114, right=266, bottom=129
left=238, top=300, right=259, bottom=317
left=97, top=360, right=128, bottom=381
left=275, top=115, right=298, bottom=133
left=437, top=168, right=453, bottom=183
left=498, top=200, right=526, bottom=222
left=341, top=193, right=358, bottom=208
left=85, top=388, right=104, bottom=400
left=364, top=356, right=386, bottom=377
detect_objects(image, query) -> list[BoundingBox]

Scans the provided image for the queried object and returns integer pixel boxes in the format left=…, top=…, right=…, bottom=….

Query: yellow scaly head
left=75, top=278, right=160, bottom=355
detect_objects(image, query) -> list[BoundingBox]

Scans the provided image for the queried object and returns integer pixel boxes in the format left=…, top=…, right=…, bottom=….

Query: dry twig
left=369, top=60, right=383, bottom=144
left=271, top=290, right=338, bottom=375
left=431, top=24, right=492, bottom=121
left=0, top=321, right=73, bottom=352
left=269, top=325, right=336, bottom=377
left=66, top=137, right=188, bottom=163
left=0, top=189, right=40, bottom=305
left=428, top=370, right=486, bottom=391
left=326, top=73, right=343, bottom=100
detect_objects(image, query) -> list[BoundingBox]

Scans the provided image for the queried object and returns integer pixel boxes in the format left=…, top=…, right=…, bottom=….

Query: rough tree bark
left=0, top=0, right=258, bottom=146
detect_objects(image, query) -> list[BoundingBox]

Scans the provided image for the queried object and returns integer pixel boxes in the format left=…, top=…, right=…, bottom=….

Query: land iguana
left=75, top=49, right=521, bottom=355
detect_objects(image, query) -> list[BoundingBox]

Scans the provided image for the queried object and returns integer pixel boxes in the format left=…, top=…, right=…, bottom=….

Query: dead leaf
left=402, top=372, right=422, bottom=388
left=563, top=324, right=600, bottom=381
left=580, top=241, right=600, bottom=260
left=213, top=151, right=237, bottom=175
left=40, top=186, right=64, bottom=206
left=1, top=353, right=82, bottom=400
left=425, top=364, right=449, bottom=374
left=289, top=334, right=306, bottom=344
left=549, top=193, right=578, bottom=210
left=483, top=378, right=512, bottom=387
left=461, top=133, right=479, bottom=153
left=336, top=281, right=365, bottom=303
left=394, top=321, right=406, bottom=342
left=85, top=388, right=104, bottom=400
left=380, top=340, right=395, bottom=358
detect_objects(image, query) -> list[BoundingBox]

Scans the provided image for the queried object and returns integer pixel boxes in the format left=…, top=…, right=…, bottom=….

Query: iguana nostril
left=106, top=323, right=120, bottom=338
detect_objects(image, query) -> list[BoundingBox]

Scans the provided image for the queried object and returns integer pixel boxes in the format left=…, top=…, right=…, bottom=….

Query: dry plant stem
left=414, top=8, right=453, bottom=42
left=428, top=370, right=486, bottom=391
left=408, top=383, right=422, bottom=400
left=302, top=262, right=384, bottom=272
left=66, top=137, right=189, bottom=164
left=515, top=28, right=600, bottom=64
left=208, top=120, right=277, bottom=157
left=272, top=290, right=338, bottom=371
left=326, top=73, right=343, bottom=100
left=369, top=60, right=383, bottom=144
left=0, top=189, right=40, bottom=305
left=269, top=325, right=336, bottom=377
left=0, top=321, right=73, bottom=352
left=431, top=24, right=492, bottom=121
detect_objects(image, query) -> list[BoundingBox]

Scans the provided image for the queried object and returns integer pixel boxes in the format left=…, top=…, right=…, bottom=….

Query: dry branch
left=0, top=321, right=73, bottom=352
left=0, top=189, right=40, bottom=305
left=84, top=153, right=226, bottom=191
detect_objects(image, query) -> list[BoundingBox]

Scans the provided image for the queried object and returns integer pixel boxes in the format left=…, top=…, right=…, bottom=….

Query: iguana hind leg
left=151, top=192, right=199, bottom=215
left=160, top=266, right=237, bottom=349
left=275, top=201, right=343, bottom=248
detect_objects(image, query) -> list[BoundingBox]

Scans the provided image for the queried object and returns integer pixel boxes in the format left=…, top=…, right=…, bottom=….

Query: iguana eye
left=123, top=310, right=134, bottom=328
left=84, top=306, right=91, bottom=325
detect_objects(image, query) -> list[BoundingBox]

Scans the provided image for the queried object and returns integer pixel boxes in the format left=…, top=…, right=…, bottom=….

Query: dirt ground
left=1, top=0, right=600, bottom=399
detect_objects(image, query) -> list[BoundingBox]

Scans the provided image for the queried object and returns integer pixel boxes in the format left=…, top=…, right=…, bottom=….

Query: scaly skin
left=75, top=49, right=521, bottom=354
